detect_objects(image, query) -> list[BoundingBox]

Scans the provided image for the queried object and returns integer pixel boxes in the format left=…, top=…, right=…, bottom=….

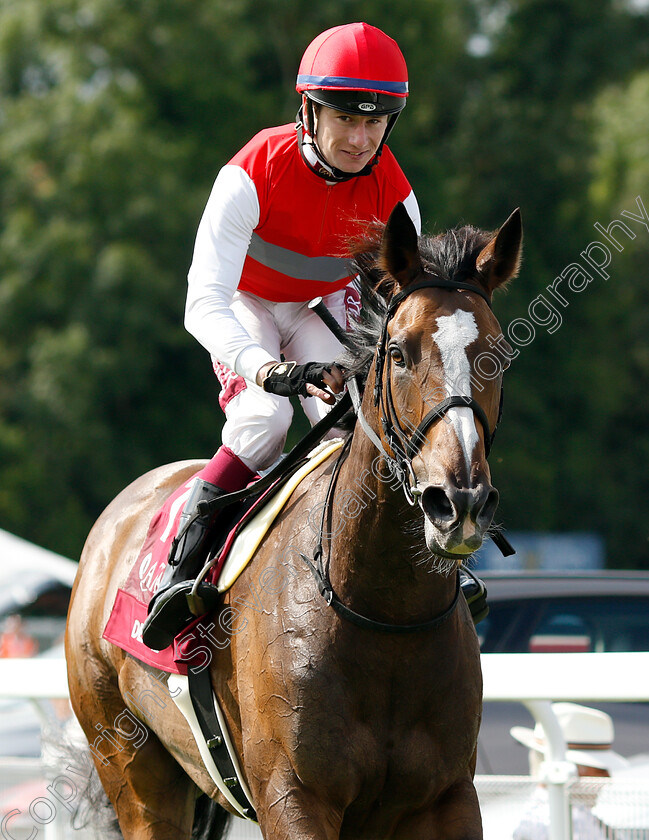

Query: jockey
left=143, top=23, right=486, bottom=650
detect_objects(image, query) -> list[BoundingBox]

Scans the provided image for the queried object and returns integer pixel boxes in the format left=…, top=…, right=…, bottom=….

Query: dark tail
left=191, top=794, right=232, bottom=840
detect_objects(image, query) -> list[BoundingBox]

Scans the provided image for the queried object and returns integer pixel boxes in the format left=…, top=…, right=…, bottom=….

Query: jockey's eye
left=389, top=344, right=406, bottom=366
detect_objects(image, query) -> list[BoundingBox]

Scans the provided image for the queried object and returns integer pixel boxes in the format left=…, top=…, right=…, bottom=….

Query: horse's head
left=364, top=202, right=522, bottom=562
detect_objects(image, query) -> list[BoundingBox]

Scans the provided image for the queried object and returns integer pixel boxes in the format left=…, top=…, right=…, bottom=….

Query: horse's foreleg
left=254, top=772, right=343, bottom=840
left=427, top=778, right=483, bottom=840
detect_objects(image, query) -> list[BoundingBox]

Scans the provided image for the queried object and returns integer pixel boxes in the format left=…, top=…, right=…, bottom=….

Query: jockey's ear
left=379, top=202, right=423, bottom=290
left=476, top=208, right=523, bottom=292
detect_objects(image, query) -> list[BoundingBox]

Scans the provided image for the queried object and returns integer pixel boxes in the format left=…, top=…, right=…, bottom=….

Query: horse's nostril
left=477, top=488, right=499, bottom=528
left=421, top=486, right=455, bottom=524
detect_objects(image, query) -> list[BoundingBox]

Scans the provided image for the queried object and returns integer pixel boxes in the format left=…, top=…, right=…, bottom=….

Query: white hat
left=510, top=703, right=629, bottom=772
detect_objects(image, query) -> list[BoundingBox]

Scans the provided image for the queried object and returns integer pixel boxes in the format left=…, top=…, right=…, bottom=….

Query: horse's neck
left=329, top=418, right=456, bottom=624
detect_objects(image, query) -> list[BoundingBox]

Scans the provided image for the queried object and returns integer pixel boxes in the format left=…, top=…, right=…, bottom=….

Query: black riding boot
left=141, top=479, right=225, bottom=650
left=459, top=567, right=489, bottom=625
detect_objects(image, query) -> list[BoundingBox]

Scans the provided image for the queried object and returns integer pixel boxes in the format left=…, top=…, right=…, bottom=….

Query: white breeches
left=217, top=288, right=348, bottom=471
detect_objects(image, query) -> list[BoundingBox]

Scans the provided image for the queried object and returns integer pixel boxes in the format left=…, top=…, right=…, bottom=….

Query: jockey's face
left=314, top=106, right=388, bottom=173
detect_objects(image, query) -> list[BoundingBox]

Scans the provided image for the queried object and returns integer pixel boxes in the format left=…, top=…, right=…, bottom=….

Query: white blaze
left=432, top=310, right=479, bottom=472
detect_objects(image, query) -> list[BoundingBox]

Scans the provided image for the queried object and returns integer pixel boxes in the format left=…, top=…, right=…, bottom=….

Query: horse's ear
left=476, top=208, right=523, bottom=291
left=379, top=202, right=422, bottom=290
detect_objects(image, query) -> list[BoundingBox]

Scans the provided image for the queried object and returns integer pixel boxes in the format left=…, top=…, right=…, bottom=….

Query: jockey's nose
left=348, top=123, right=368, bottom=147
left=421, top=482, right=499, bottom=534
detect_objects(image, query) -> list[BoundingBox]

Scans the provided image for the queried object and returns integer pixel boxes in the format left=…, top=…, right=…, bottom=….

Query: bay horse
left=65, top=202, right=522, bottom=840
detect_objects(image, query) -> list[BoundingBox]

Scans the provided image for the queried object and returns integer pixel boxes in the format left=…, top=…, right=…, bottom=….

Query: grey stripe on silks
left=248, top=232, right=351, bottom=282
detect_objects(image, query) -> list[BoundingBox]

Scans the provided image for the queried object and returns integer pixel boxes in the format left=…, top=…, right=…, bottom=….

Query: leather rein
left=302, top=276, right=507, bottom=634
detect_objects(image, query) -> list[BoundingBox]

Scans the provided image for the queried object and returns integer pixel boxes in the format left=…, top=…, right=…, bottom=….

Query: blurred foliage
left=0, top=0, right=648, bottom=566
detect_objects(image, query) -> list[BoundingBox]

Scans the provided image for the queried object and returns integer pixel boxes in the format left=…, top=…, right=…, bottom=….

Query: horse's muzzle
left=420, top=482, right=499, bottom=554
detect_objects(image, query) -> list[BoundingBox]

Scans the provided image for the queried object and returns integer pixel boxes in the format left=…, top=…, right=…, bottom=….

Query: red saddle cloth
left=103, top=473, right=224, bottom=674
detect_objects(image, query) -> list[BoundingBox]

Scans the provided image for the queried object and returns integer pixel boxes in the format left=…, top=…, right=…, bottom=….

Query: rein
left=300, top=435, right=461, bottom=634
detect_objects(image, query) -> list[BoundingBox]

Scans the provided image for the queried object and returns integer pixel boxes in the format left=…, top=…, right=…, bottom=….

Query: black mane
left=337, top=223, right=493, bottom=382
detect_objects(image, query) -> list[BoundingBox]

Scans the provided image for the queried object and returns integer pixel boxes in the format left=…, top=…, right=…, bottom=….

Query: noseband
left=349, top=276, right=502, bottom=506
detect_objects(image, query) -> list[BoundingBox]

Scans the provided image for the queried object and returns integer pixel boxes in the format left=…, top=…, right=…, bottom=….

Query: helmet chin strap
left=295, top=98, right=399, bottom=184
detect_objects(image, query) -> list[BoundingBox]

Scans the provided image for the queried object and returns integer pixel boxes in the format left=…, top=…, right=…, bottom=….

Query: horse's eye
left=389, top=345, right=405, bottom=365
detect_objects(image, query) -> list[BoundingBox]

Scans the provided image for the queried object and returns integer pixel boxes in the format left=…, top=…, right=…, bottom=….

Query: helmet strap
left=301, top=95, right=315, bottom=138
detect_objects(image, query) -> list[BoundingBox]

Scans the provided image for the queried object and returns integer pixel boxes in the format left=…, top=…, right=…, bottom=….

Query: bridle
left=348, top=276, right=502, bottom=506
left=300, top=275, right=511, bottom=634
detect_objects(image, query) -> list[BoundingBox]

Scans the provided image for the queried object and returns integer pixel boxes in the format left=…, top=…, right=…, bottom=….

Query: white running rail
left=1, top=653, right=649, bottom=840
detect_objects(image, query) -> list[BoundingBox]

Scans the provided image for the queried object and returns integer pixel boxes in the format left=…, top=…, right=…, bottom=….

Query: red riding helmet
left=296, top=22, right=408, bottom=116
left=296, top=23, right=409, bottom=181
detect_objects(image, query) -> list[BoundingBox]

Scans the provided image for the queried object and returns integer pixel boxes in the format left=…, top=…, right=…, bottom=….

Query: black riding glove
left=261, top=361, right=334, bottom=398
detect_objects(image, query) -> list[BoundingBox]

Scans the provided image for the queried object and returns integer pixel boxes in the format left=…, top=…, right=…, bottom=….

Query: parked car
left=476, top=571, right=649, bottom=774
left=478, top=570, right=649, bottom=654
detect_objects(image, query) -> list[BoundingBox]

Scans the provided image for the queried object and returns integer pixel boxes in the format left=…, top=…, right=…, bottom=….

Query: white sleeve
left=184, top=164, right=276, bottom=383
left=402, top=189, right=422, bottom=235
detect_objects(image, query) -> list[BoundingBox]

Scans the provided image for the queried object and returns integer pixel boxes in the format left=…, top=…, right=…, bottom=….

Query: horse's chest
left=283, top=642, right=481, bottom=802
left=285, top=702, right=477, bottom=824
left=238, top=602, right=481, bottom=815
